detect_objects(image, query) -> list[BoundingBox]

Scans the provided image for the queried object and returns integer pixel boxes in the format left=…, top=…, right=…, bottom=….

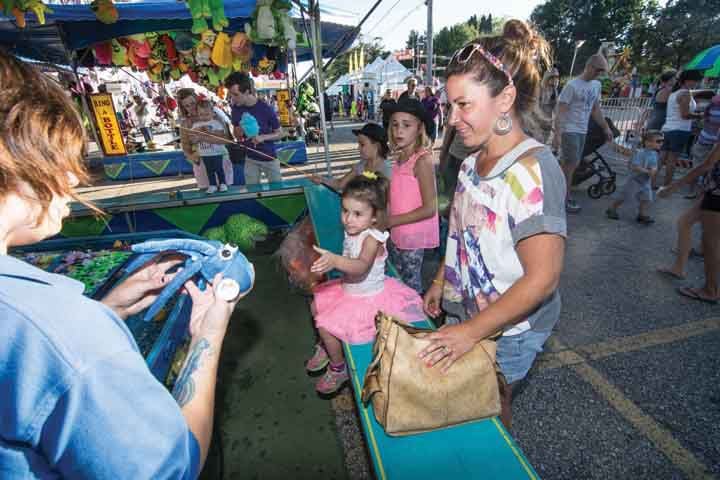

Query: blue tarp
left=0, top=1, right=357, bottom=65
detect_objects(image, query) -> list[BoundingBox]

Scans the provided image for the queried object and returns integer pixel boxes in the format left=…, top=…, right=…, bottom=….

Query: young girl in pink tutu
left=307, top=173, right=426, bottom=394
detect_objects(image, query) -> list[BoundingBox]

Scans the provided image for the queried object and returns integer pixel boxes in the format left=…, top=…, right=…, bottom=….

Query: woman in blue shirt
left=0, top=52, right=246, bottom=478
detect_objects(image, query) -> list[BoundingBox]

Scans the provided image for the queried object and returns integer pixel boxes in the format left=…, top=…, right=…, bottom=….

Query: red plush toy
left=277, top=217, right=326, bottom=293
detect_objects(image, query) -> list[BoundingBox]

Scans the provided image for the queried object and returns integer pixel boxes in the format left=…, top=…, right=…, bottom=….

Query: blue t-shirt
left=629, top=148, right=658, bottom=184
left=231, top=100, right=280, bottom=162
left=0, top=255, right=200, bottom=479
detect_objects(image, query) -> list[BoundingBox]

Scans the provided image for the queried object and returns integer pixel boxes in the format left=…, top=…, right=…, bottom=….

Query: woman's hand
left=310, top=245, right=338, bottom=273
left=310, top=175, right=324, bottom=185
left=423, top=281, right=443, bottom=318
left=101, top=258, right=183, bottom=320
left=418, top=323, right=476, bottom=373
left=183, top=273, right=247, bottom=339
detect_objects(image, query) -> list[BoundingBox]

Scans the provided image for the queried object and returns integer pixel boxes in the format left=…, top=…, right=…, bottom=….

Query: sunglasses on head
left=451, top=43, right=514, bottom=87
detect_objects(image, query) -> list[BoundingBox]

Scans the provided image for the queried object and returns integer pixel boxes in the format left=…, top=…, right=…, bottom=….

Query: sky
left=318, top=0, right=543, bottom=51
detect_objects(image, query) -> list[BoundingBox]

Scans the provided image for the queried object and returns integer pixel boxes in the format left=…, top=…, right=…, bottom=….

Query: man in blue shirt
left=227, top=72, right=284, bottom=185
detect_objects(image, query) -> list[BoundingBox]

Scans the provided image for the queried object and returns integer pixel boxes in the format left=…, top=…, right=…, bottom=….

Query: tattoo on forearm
left=172, top=338, right=212, bottom=407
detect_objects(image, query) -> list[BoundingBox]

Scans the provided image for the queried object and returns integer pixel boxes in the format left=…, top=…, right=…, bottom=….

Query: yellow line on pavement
left=547, top=337, right=715, bottom=479
left=537, top=318, right=720, bottom=371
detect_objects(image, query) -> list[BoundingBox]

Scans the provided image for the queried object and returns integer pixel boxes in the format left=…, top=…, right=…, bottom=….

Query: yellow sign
left=276, top=89, right=291, bottom=127
left=89, top=93, right=127, bottom=156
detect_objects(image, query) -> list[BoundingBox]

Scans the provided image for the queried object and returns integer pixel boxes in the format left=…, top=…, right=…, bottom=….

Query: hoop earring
left=493, top=112, right=513, bottom=136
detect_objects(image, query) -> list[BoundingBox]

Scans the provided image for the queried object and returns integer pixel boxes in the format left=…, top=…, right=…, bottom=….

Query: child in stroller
left=571, top=116, right=621, bottom=198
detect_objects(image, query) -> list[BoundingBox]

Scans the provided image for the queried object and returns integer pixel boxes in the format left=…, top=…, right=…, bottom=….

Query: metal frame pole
left=309, top=0, right=332, bottom=176
left=425, top=0, right=433, bottom=86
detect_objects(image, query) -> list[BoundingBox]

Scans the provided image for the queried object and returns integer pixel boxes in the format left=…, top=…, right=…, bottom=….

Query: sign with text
left=276, top=89, right=291, bottom=126
left=89, top=93, right=127, bottom=156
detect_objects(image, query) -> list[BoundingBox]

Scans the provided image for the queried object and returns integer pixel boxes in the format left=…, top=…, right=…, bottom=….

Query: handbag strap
left=361, top=313, right=394, bottom=404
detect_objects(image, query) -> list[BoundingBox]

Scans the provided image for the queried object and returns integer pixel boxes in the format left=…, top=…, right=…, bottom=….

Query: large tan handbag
left=361, top=312, right=502, bottom=436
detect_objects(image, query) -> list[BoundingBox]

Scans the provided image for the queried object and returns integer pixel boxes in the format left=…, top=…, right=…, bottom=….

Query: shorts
left=618, top=177, right=653, bottom=203
left=560, top=132, right=586, bottom=166
left=496, top=328, right=554, bottom=384
left=661, top=130, right=692, bottom=153
left=691, top=142, right=714, bottom=164
left=701, top=193, right=720, bottom=212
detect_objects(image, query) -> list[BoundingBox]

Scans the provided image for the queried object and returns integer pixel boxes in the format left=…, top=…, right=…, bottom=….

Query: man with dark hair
left=226, top=72, right=284, bottom=184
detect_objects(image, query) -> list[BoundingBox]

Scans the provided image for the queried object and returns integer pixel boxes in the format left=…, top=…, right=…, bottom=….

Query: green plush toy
left=202, top=214, right=269, bottom=252
left=224, top=214, right=269, bottom=251
left=202, top=226, right=227, bottom=243
left=209, top=0, right=228, bottom=32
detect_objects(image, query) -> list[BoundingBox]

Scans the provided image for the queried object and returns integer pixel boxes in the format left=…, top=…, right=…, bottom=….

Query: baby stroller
left=571, top=116, right=621, bottom=199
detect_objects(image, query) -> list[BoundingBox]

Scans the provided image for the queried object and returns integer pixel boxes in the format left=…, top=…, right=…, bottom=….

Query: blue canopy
left=0, top=1, right=357, bottom=64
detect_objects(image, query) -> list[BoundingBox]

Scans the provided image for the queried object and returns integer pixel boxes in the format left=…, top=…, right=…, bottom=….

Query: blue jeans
left=202, top=155, right=225, bottom=186
left=496, top=328, right=553, bottom=384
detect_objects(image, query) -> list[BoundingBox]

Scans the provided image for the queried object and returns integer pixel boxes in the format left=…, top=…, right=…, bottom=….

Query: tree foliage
left=531, top=0, right=720, bottom=76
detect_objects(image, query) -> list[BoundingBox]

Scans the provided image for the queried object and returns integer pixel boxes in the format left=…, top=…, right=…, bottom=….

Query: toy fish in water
left=123, top=238, right=255, bottom=321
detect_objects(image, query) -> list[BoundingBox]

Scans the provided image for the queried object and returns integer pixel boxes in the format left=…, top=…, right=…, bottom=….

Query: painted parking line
left=545, top=336, right=716, bottom=479
left=537, top=317, right=720, bottom=371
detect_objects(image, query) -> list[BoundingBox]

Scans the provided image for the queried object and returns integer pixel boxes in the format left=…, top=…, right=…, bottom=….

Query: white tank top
left=342, top=228, right=389, bottom=296
left=662, top=89, right=696, bottom=132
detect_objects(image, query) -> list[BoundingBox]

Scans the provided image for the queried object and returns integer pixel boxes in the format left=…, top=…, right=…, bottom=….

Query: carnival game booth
left=0, top=0, right=352, bottom=182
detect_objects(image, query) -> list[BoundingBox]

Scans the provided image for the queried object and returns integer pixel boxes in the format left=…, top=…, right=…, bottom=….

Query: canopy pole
left=309, top=0, right=332, bottom=176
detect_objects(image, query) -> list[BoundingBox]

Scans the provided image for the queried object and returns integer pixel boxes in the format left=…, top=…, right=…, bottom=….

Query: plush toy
left=202, top=215, right=269, bottom=252
left=174, top=31, right=195, bottom=55
left=256, top=56, right=275, bottom=75
left=245, top=0, right=276, bottom=44
left=240, top=112, right=260, bottom=138
left=93, top=41, right=113, bottom=65
left=111, top=38, right=129, bottom=65
left=195, top=43, right=212, bottom=66
left=209, top=0, right=228, bottom=32
left=231, top=32, right=252, bottom=62
left=274, top=0, right=296, bottom=49
left=159, top=34, right=178, bottom=68
left=211, top=32, right=232, bottom=68
left=124, top=239, right=255, bottom=319
left=90, top=0, right=118, bottom=24
left=2, top=0, right=52, bottom=27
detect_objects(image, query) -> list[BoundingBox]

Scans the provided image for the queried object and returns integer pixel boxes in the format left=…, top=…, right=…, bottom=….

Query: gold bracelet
left=432, top=279, right=443, bottom=286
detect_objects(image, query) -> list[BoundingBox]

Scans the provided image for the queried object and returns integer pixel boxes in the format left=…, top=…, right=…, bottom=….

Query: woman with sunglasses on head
left=418, top=20, right=567, bottom=430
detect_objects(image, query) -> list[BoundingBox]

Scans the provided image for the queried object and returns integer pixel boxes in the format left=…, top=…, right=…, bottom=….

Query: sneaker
left=305, top=344, right=329, bottom=373
left=605, top=208, right=620, bottom=220
left=206, top=186, right=218, bottom=194
left=566, top=198, right=582, bottom=214
left=316, top=364, right=349, bottom=395
left=637, top=215, right=655, bottom=225
left=219, top=184, right=228, bottom=192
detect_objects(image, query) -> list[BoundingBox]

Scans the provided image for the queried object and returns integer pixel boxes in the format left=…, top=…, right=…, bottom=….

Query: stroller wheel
left=602, top=181, right=616, bottom=195
left=588, top=184, right=602, bottom=199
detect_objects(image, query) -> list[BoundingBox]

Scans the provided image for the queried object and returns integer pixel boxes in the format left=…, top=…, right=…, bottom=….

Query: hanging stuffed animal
left=245, top=0, right=276, bottom=44
left=208, top=0, right=228, bottom=32
left=93, top=41, right=113, bottom=66
left=126, top=34, right=151, bottom=70
left=273, top=0, right=296, bottom=49
left=195, top=43, right=212, bottom=66
left=2, top=0, right=52, bottom=27
left=211, top=32, right=232, bottom=68
left=231, top=32, right=252, bottom=62
left=187, top=0, right=208, bottom=34
left=159, top=34, right=178, bottom=69
left=90, top=0, right=118, bottom=24
left=111, top=38, right=129, bottom=66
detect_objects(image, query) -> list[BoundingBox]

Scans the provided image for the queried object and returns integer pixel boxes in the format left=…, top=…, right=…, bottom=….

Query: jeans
left=201, top=155, right=226, bottom=186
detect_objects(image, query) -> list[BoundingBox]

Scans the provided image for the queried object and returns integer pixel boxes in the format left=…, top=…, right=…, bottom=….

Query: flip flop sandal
left=657, top=268, right=685, bottom=280
left=677, top=287, right=719, bottom=305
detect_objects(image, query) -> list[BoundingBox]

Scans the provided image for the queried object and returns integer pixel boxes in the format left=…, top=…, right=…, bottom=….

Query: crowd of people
left=1, top=13, right=719, bottom=478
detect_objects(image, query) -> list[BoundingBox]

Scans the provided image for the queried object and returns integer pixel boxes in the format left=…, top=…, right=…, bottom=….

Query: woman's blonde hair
left=176, top=88, right=198, bottom=119
left=387, top=116, right=431, bottom=153
left=0, top=51, right=99, bottom=220
left=446, top=20, right=553, bottom=139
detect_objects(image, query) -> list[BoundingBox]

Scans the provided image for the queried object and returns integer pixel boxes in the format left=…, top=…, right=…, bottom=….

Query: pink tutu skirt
left=312, top=277, right=425, bottom=344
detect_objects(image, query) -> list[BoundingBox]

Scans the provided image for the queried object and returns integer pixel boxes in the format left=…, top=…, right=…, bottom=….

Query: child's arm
left=310, top=236, right=380, bottom=277
left=387, top=152, right=437, bottom=228
left=610, top=141, right=632, bottom=157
